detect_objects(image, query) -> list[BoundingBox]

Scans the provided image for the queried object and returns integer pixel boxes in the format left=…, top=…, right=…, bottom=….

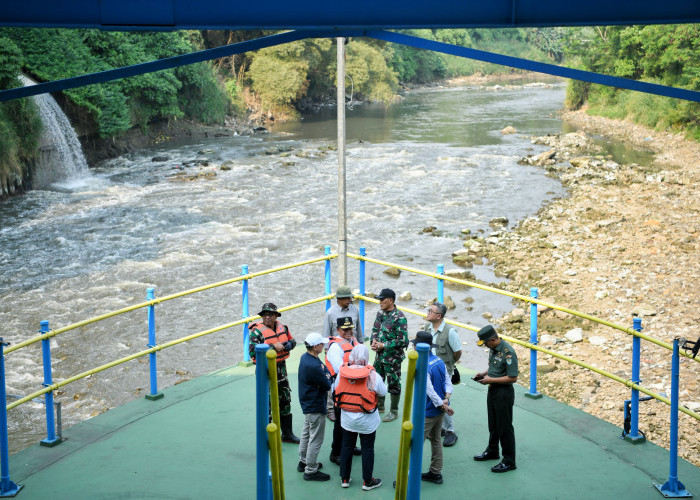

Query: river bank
left=466, top=109, right=699, bottom=465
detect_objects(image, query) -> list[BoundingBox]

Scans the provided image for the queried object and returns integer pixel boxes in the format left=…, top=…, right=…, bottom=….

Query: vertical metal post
left=626, top=317, right=645, bottom=442
left=145, top=289, right=163, bottom=401
left=407, top=344, right=429, bottom=500
left=255, top=344, right=271, bottom=500
left=337, top=37, right=348, bottom=287
left=40, top=321, right=60, bottom=447
left=525, top=288, right=542, bottom=399
left=359, top=247, right=366, bottom=339
left=436, top=264, right=444, bottom=304
left=325, top=246, right=332, bottom=311
left=654, top=339, right=691, bottom=497
left=242, top=265, right=251, bottom=364
left=0, top=338, right=22, bottom=497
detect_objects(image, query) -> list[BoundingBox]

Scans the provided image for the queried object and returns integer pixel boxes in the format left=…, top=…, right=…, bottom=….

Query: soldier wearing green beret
left=472, top=325, right=518, bottom=473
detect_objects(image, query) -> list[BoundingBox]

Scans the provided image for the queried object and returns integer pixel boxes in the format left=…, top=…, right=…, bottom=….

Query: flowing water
left=19, top=75, right=90, bottom=188
left=1, top=81, right=568, bottom=452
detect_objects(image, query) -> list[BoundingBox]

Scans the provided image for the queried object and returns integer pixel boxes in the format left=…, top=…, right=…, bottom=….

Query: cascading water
left=19, top=75, right=90, bottom=188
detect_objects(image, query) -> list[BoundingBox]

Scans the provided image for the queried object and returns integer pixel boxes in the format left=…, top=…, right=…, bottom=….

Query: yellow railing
left=349, top=252, right=699, bottom=362
left=6, top=254, right=337, bottom=355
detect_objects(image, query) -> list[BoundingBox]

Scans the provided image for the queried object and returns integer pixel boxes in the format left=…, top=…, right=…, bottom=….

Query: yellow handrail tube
left=396, top=421, right=413, bottom=500
left=394, top=351, right=417, bottom=500
left=266, top=423, right=284, bottom=500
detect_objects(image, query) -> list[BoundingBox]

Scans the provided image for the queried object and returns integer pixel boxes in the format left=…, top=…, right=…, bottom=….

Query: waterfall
left=19, top=75, right=90, bottom=188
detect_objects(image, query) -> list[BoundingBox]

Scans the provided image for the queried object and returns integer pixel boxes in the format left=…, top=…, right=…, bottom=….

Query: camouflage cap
left=258, top=302, right=281, bottom=317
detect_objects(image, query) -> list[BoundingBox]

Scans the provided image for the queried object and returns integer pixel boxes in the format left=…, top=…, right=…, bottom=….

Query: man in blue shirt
left=413, top=330, right=454, bottom=485
left=297, top=332, right=332, bottom=481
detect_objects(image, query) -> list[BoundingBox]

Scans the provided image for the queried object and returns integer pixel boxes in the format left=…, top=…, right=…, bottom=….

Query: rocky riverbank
left=453, top=110, right=699, bottom=466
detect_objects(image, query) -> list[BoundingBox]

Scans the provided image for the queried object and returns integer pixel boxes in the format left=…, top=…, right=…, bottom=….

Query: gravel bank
left=469, top=110, right=700, bottom=466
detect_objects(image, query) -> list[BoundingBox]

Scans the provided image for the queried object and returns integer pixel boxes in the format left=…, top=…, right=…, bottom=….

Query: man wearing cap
left=412, top=331, right=454, bottom=485
left=248, top=302, right=300, bottom=444
left=322, top=287, right=363, bottom=421
left=424, top=302, right=462, bottom=447
left=370, top=288, right=409, bottom=422
left=473, top=325, right=518, bottom=473
left=323, top=286, right=364, bottom=343
left=326, top=317, right=360, bottom=465
left=297, top=332, right=332, bottom=481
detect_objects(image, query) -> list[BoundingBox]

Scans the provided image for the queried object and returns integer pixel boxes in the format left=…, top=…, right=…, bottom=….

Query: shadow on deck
left=9, top=349, right=700, bottom=499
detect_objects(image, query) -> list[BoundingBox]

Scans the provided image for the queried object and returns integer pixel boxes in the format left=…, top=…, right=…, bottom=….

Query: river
left=1, top=80, right=568, bottom=452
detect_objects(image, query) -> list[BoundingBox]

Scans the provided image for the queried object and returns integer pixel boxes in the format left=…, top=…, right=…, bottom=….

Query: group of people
left=248, top=286, right=519, bottom=491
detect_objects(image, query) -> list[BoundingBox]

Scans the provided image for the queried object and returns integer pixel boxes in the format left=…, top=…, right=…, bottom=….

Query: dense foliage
left=563, top=25, right=700, bottom=138
left=0, top=28, right=229, bottom=137
left=0, top=37, right=42, bottom=196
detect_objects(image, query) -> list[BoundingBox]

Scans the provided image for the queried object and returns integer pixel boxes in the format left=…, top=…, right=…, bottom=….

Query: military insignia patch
left=506, top=355, right=512, bottom=365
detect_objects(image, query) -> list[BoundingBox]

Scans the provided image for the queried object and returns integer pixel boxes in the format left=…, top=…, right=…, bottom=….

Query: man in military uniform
left=370, top=288, right=409, bottom=422
left=425, top=302, right=462, bottom=447
left=249, top=302, right=300, bottom=444
left=473, top=325, right=518, bottom=473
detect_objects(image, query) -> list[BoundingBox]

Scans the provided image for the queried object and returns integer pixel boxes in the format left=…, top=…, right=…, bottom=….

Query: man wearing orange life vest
left=333, top=344, right=387, bottom=491
left=248, top=302, right=299, bottom=443
left=326, top=317, right=359, bottom=465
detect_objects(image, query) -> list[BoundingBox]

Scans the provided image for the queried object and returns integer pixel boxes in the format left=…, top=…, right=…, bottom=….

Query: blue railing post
left=525, top=287, right=542, bottom=399
left=241, top=265, right=252, bottom=364
left=436, top=264, right=444, bottom=304
left=0, top=338, right=22, bottom=497
left=324, top=245, right=332, bottom=311
left=359, top=247, right=366, bottom=338
left=625, top=317, right=645, bottom=443
left=255, top=344, right=271, bottom=500
left=39, top=321, right=61, bottom=447
left=145, top=289, right=163, bottom=401
left=407, top=344, right=429, bottom=500
left=654, top=338, right=691, bottom=497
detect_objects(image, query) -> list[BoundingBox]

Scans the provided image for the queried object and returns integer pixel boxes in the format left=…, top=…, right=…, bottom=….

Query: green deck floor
left=9, top=349, right=700, bottom=499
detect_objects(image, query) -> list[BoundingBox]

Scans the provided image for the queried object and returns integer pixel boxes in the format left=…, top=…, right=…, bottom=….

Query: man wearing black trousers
left=472, top=325, right=518, bottom=473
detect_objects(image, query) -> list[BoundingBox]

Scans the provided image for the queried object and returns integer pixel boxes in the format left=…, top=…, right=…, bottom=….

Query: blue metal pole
left=255, top=344, right=271, bottom=500
left=242, top=265, right=251, bottom=363
left=407, top=344, right=429, bottom=500
left=436, top=264, right=444, bottom=304
left=145, top=289, right=163, bottom=401
left=325, top=245, right=332, bottom=311
left=525, top=288, right=542, bottom=399
left=626, top=317, right=644, bottom=442
left=359, top=247, right=366, bottom=339
left=0, top=338, right=22, bottom=497
left=40, top=321, right=60, bottom=447
left=654, top=339, right=691, bottom=497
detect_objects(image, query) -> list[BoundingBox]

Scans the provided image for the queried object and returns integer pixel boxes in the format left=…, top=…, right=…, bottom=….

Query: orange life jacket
left=334, top=364, right=378, bottom=413
left=324, top=336, right=357, bottom=377
left=250, top=321, right=293, bottom=363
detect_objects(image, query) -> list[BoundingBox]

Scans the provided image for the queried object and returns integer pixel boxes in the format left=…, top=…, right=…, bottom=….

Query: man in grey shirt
left=425, top=302, right=462, bottom=447
left=322, top=286, right=364, bottom=343
left=322, top=286, right=364, bottom=420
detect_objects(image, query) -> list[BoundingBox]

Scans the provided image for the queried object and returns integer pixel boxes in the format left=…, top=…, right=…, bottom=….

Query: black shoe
left=440, top=429, right=446, bottom=437
left=352, top=446, right=362, bottom=456
left=304, top=470, right=331, bottom=481
left=329, top=454, right=341, bottom=465
left=362, top=478, right=382, bottom=491
left=473, top=451, right=500, bottom=461
left=421, top=471, right=443, bottom=484
left=443, top=431, right=458, bottom=447
left=282, top=434, right=300, bottom=444
left=491, top=462, right=516, bottom=473
left=297, top=461, right=323, bottom=472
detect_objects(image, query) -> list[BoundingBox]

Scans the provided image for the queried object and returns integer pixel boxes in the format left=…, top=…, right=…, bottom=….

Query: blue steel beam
left=0, top=0, right=699, bottom=30
left=3, top=29, right=700, bottom=105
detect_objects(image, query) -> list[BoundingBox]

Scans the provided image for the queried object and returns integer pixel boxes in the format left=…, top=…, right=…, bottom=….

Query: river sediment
left=470, top=109, right=699, bottom=465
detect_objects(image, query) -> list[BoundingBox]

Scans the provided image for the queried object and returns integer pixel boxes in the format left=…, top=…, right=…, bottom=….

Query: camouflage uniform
left=371, top=308, right=409, bottom=395
left=249, top=323, right=296, bottom=417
